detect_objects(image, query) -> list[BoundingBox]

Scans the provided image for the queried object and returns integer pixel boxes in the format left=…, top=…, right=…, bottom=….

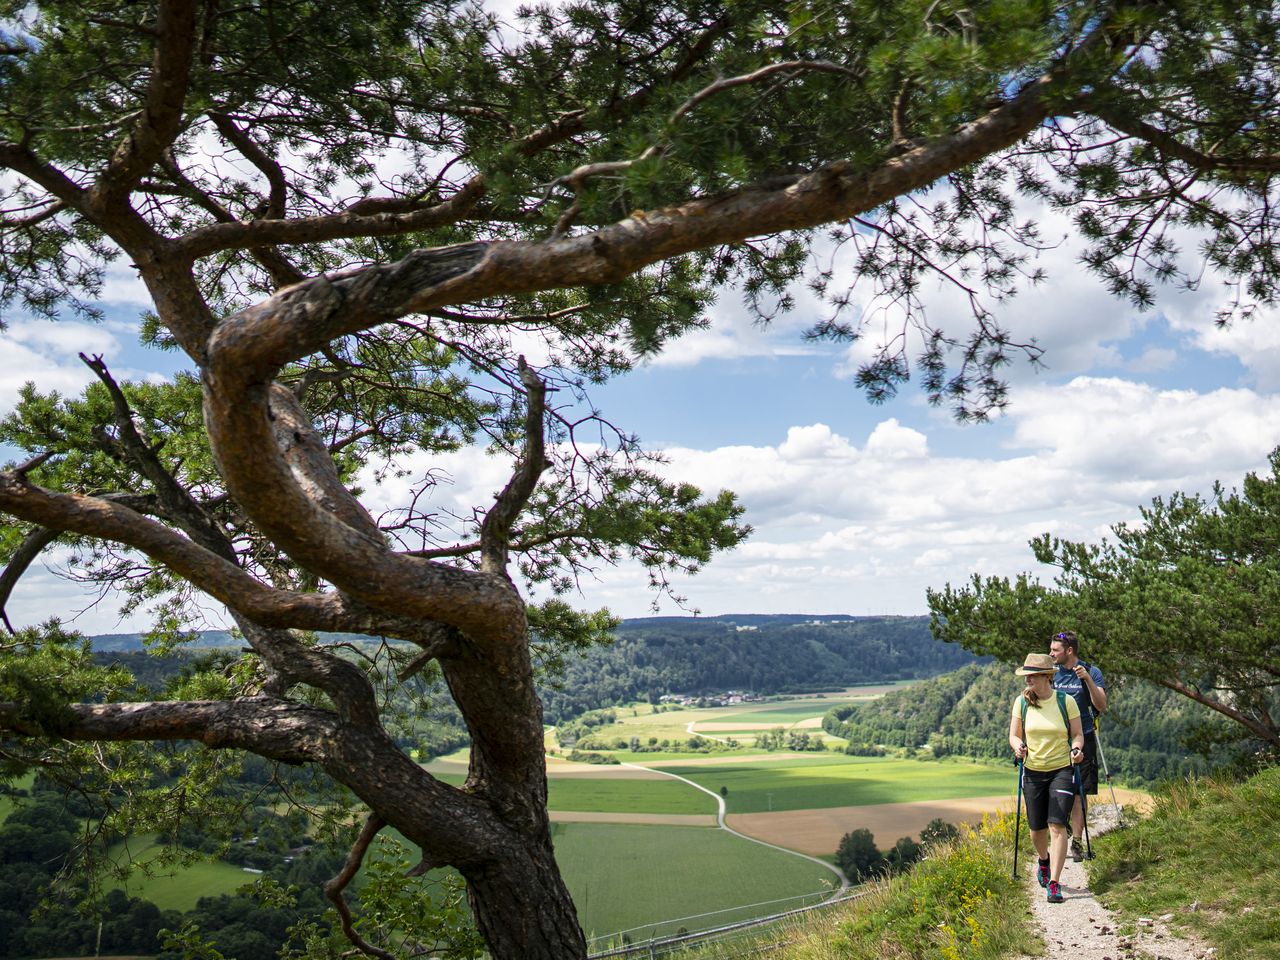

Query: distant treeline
left=89, top=615, right=981, bottom=730
left=539, top=614, right=980, bottom=723
left=823, top=661, right=1248, bottom=786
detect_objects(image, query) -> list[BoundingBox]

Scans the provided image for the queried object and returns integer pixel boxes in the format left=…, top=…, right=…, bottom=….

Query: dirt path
left=1019, top=805, right=1214, bottom=960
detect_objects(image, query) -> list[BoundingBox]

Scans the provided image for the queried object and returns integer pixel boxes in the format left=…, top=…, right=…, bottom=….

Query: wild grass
left=677, top=814, right=1031, bottom=960
left=1088, top=764, right=1280, bottom=960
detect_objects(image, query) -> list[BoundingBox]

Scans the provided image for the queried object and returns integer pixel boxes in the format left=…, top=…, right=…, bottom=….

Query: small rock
left=1159, top=912, right=1174, bottom=922
left=1189, top=900, right=1201, bottom=911
left=1137, top=917, right=1154, bottom=927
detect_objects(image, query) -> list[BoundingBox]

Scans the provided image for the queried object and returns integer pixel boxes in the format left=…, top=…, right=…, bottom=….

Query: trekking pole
left=1094, top=720, right=1123, bottom=828
left=1074, top=764, right=1093, bottom=859
left=1012, top=758, right=1024, bottom=879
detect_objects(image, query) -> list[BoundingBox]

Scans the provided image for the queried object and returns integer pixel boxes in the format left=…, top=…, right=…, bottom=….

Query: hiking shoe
left=1047, top=880, right=1064, bottom=903
left=1037, top=861, right=1050, bottom=888
left=1071, top=838, right=1084, bottom=862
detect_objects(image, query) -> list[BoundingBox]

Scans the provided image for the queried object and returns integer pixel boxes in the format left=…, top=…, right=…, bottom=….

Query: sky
left=5, top=192, right=1278, bottom=637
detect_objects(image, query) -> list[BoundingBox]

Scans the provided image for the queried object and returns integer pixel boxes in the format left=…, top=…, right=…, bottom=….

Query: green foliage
left=822, top=817, right=1028, bottom=960
left=0, top=621, right=123, bottom=739
left=340, top=837, right=483, bottom=960
left=929, top=449, right=1280, bottom=750
left=825, top=661, right=1239, bottom=785
left=835, top=828, right=884, bottom=883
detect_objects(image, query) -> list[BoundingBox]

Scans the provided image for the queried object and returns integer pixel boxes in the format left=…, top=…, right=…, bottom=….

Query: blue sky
left=4, top=191, right=1280, bottom=635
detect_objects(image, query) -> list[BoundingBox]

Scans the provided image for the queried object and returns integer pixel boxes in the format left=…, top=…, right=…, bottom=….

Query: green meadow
left=108, top=835, right=255, bottom=909
left=550, top=822, right=837, bottom=943
left=711, top=703, right=856, bottom=726
left=547, top=776, right=715, bottom=814
left=423, top=766, right=715, bottom=813
left=659, top=756, right=1013, bottom=813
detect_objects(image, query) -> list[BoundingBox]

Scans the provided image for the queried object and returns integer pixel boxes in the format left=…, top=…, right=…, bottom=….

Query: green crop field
left=547, top=777, right=715, bottom=814
left=658, top=756, right=1012, bottom=813
left=109, top=835, right=256, bottom=910
left=550, top=822, right=837, bottom=943
left=710, top=703, right=853, bottom=726
left=560, top=689, right=911, bottom=746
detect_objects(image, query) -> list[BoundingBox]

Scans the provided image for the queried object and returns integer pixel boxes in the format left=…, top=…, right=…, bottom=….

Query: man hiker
left=1049, top=630, right=1107, bottom=861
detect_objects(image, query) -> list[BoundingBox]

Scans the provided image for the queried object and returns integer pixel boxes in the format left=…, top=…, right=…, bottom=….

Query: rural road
left=620, top=760, right=851, bottom=898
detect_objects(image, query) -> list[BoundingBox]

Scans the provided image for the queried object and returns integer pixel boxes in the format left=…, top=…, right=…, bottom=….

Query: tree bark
left=462, top=836, right=588, bottom=960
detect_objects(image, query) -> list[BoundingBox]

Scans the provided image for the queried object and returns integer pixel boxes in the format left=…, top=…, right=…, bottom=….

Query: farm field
left=109, top=834, right=256, bottom=909
left=548, top=776, right=716, bottom=814
left=702, top=685, right=911, bottom=728
left=657, top=755, right=1015, bottom=813
left=424, top=756, right=714, bottom=814
left=564, top=685, right=912, bottom=747
left=730, top=785, right=1157, bottom=855
left=549, top=822, right=838, bottom=945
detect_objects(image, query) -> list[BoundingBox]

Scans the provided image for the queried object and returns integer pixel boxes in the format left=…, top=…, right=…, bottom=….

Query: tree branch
left=174, top=12, right=733, bottom=261
left=0, top=698, right=339, bottom=763
left=479, top=359, right=549, bottom=574
left=0, top=468, right=454, bottom=644
left=0, top=526, right=59, bottom=634
left=158, top=151, right=306, bottom=288
left=546, top=60, right=863, bottom=202
left=90, top=0, right=198, bottom=207
left=1156, top=677, right=1280, bottom=749
left=175, top=176, right=487, bottom=260
left=81, top=352, right=237, bottom=562
left=208, top=112, right=288, bottom=220
left=1084, top=93, right=1280, bottom=175
left=323, top=813, right=397, bottom=960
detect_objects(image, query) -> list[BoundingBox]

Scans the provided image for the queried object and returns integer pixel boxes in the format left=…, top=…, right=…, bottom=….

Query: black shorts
left=1021, top=766, right=1076, bottom=831
left=1078, top=732, right=1099, bottom=795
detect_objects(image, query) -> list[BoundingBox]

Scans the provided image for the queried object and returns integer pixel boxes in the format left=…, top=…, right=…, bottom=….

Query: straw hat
left=1014, top=653, right=1056, bottom=676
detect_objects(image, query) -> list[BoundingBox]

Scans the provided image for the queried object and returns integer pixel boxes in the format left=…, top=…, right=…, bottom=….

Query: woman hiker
left=1009, top=652, right=1085, bottom=904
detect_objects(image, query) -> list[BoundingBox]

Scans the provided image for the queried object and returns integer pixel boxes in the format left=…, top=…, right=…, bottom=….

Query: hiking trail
left=1017, top=804, right=1216, bottom=960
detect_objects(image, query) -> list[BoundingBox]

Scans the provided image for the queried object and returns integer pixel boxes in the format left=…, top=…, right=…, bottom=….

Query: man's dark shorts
left=1022, top=766, right=1076, bottom=831
left=1079, top=732, right=1099, bottom=795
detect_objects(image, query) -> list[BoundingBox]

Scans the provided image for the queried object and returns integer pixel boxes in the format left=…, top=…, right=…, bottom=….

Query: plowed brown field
left=726, top=788, right=1153, bottom=854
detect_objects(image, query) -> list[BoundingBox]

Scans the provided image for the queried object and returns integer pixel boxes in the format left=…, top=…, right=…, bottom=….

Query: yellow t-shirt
left=1011, top=693, right=1080, bottom=772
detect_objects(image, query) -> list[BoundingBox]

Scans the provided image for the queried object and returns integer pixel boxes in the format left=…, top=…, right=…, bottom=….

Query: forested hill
left=823, top=661, right=1240, bottom=786
left=540, top=614, right=978, bottom=722
left=89, top=615, right=978, bottom=725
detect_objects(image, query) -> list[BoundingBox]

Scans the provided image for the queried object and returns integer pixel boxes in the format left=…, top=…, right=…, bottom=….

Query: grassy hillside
left=1089, top=765, right=1280, bottom=960
left=683, top=765, right=1279, bottom=960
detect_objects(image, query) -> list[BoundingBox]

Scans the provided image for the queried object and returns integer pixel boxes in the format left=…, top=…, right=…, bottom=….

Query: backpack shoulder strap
left=1019, top=695, right=1028, bottom=727
left=1055, top=691, right=1072, bottom=747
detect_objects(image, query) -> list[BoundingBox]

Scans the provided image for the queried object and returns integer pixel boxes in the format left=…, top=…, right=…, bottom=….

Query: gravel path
left=1018, top=805, right=1216, bottom=960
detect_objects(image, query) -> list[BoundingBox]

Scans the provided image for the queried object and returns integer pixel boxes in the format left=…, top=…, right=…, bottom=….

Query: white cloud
left=1128, top=347, right=1178, bottom=374
left=568, top=377, right=1280, bottom=619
